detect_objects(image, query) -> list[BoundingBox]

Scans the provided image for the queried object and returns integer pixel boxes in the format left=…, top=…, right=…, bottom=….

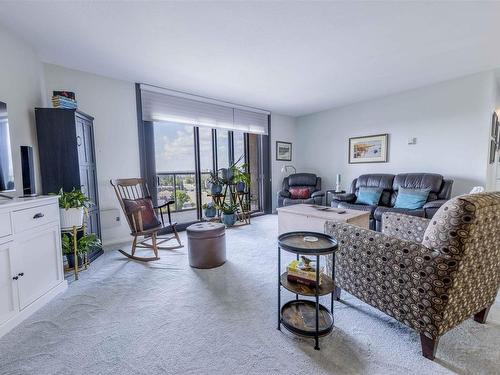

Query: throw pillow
left=123, top=197, right=162, bottom=231
left=394, top=187, right=431, bottom=209
left=289, top=187, right=311, bottom=199
left=355, top=187, right=383, bottom=205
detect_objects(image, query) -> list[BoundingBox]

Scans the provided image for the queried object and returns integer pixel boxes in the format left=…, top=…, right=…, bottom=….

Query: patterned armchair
left=325, top=192, right=500, bottom=360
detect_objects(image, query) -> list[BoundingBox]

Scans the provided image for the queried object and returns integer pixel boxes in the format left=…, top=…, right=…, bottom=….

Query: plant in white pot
left=58, top=188, right=90, bottom=229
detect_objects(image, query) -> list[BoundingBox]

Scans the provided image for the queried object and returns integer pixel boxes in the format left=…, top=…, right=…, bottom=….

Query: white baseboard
left=0, top=280, right=68, bottom=338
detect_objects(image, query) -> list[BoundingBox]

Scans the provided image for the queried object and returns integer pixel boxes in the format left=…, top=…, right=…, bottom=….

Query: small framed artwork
left=349, top=134, right=388, bottom=164
left=276, top=141, right=292, bottom=161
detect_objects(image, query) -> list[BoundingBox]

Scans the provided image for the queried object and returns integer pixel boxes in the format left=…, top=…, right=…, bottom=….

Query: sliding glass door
left=151, top=122, right=264, bottom=226
left=154, top=122, right=199, bottom=224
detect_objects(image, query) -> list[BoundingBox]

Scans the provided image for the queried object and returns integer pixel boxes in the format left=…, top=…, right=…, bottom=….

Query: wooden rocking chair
left=111, top=178, right=183, bottom=261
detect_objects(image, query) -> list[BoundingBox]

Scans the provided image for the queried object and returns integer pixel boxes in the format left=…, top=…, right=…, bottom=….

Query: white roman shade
left=140, top=84, right=269, bottom=135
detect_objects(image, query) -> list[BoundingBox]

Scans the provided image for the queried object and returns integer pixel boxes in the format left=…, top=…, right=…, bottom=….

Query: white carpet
left=0, top=215, right=498, bottom=375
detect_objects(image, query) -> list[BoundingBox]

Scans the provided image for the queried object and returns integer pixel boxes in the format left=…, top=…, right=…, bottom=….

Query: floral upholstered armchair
left=325, top=192, right=500, bottom=360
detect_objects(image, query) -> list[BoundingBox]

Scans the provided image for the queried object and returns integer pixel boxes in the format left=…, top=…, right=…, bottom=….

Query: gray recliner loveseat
left=331, top=173, right=453, bottom=231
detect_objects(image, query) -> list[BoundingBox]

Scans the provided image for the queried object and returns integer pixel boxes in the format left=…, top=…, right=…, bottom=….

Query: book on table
left=287, top=259, right=325, bottom=287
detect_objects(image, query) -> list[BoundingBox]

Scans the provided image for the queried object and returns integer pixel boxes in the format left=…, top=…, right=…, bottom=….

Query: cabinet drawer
left=0, top=212, right=12, bottom=238
left=12, top=204, right=59, bottom=233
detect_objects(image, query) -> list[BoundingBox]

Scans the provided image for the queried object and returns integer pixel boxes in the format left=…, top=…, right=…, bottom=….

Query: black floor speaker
left=20, top=145, right=36, bottom=196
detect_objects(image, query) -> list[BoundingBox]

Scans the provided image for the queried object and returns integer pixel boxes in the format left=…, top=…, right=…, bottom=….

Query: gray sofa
left=277, top=173, right=324, bottom=207
left=331, top=173, right=453, bottom=230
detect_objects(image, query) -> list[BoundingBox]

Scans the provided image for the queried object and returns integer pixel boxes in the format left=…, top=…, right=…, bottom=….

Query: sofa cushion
left=391, top=173, right=443, bottom=206
left=288, top=173, right=317, bottom=187
left=283, top=197, right=315, bottom=206
left=289, top=187, right=310, bottom=199
left=374, top=206, right=425, bottom=222
left=123, top=197, right=161, bottom=231
left=394, top=187, right=431, bottom=209
left=355, top=187, right=383, bottom=205
left=354, top=174, right=395, bottom=206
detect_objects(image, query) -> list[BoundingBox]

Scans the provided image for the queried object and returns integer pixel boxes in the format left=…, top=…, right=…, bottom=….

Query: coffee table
left=277, top=204, right=370, bottom=235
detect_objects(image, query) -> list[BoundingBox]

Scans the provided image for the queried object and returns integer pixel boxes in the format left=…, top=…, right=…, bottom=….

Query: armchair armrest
left=324, top=221, right=456, bottom=339
left=311, top=190, right=325, bottom=198
left=154, top=199, right=175, bottom=210
left=278, top=190, right=291, bottom=198
left=381, top=212, right=430, bottom=243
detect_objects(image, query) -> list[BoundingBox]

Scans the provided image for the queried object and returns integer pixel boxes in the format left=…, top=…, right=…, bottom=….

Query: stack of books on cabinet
left=52, top=91, right=77, bottom=109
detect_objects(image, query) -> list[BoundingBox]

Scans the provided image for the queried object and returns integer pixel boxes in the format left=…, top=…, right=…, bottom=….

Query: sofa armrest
left=311, top=190, right=325, bottom=198
left=381, top=212, right=430, bottom=243
left=331, top=192, right=356, bottom=203
left=423, top=199, right=448, bottom=218
left=324, top=221, right=456, bottom=339
left=423, top=199, right=447, bottom=209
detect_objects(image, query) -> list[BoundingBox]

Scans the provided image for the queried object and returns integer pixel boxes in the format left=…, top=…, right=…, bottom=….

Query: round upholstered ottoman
left=187, top=222, right=226, bottom=269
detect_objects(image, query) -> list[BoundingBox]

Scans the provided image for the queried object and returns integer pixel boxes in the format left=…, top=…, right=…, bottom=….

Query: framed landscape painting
left=349, top=134, right=388, bottom=164
left=276, top=141, right=292, bottom=161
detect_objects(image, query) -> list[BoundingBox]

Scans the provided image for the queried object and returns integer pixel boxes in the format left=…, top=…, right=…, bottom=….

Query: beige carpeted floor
left=0, top=215, right=498, bottom=375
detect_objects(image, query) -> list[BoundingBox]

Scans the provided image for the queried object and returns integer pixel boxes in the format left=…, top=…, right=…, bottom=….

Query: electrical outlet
left=408, top=137, right=417, bottom=145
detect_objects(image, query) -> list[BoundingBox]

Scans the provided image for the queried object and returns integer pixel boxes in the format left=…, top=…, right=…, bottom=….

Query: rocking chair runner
left=110, top=178, right=183, bottom=261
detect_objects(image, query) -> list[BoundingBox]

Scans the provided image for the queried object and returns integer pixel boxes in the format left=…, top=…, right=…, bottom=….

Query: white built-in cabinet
left=0, top=196, right=67, bottom=337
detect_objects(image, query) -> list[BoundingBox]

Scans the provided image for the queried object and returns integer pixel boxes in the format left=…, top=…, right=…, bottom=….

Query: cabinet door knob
left=12, top=276, right=18, bottom=280
left=33, top=212, right=44, bottom=219
left=18, top=272, right=24, bottom=277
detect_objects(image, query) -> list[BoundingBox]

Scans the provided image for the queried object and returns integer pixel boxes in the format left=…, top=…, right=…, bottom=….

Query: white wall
left=0, top=26, right=44, bottom=196
left=270, top=113, right=297, bottom=212
left=296, top=72, right=497, bottom=196
left=43, top=64, right=140, bottom=245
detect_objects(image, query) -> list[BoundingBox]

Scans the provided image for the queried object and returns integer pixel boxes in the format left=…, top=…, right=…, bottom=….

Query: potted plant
left=208, top=171, right=224, bottom=195
left=62, top=232, right=101, bottom=269
left=58, top=188, right=90, bottom=229
left=202, top=202, right=217, bottom=218
left=219, top=202, right=239, bottom=226
left=220, top=168, right=234, bottom=184
left=231, top=163, right=250, bottom=193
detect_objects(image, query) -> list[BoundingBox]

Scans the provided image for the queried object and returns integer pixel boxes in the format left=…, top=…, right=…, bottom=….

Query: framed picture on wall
left=349, top=134, right=388, bottom=164
left=276, top=141, right=292, bottom=161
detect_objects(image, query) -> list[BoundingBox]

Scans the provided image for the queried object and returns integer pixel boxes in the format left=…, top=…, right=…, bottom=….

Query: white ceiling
left=1, top=1, right=500, bottom=116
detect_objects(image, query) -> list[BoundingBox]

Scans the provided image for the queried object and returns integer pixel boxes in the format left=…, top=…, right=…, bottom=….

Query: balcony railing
left=156, top=171, right=211, bottom=213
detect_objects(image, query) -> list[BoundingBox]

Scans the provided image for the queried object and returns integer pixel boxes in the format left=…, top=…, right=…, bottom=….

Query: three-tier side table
left=277, top=231, right=338, bottom=350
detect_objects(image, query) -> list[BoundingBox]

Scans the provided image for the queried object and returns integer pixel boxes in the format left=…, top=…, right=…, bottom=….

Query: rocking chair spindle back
left=110, top=178, right=182, bottom=261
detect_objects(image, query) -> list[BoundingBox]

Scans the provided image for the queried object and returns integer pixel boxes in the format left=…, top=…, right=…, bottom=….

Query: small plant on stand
left=58, top=188, right=90, bottom=229
left=231, top=162, right=250, bottom=193
left=202, top=202, right=217, bottom=218
left=218, top=202, right=240, bottom=226
left=208, top=171, right=224, bottom=195
left=62, top=232, right=101, bottom=269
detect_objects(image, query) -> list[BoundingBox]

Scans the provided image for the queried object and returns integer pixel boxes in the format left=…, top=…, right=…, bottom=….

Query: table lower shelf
left=280, top=272, right=335, bottom=296
left=280, top=300, right=333, bottom=337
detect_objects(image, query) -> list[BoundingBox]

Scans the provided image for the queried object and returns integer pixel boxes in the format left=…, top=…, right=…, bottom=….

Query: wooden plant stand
left=62, top=225, right=88, bottom=281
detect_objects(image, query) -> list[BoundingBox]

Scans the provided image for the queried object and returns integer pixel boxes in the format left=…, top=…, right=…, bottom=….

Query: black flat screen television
left=0, top=101, right=15, bottom=192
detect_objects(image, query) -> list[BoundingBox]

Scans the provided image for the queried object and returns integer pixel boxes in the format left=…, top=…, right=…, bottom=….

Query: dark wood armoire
left=35, top=108, right=103, bottom=262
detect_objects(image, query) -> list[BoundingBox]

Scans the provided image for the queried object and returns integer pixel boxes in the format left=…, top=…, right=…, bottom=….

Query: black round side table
left=277, top=231, right=338, bottom=350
